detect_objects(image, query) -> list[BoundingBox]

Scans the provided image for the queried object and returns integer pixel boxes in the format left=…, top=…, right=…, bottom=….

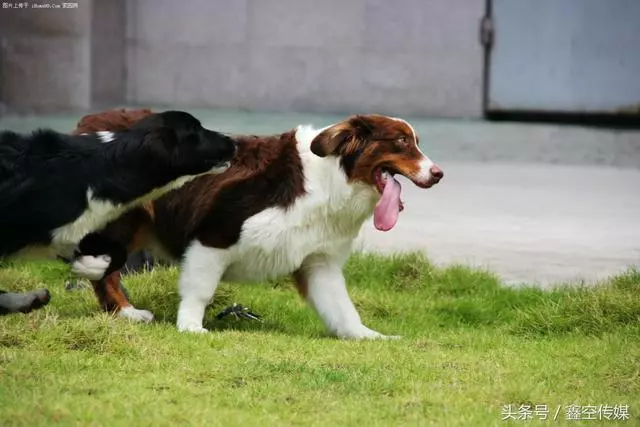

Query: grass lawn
left=0, top=253, right=638, bottom=427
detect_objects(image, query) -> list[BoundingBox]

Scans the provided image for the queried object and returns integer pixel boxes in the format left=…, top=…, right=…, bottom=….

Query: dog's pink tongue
left=374, top=175, right=402, bottom=231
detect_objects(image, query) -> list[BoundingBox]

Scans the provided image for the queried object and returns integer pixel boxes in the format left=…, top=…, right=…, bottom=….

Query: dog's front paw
left=381, top=334, right=402, bottom=340
left=71, top=255, right=111, bottom=280
left=336, top=325, right=398, bottom=340
left=118, top=306, right=154, bottom=323
left=177, top=323, right=209, bottom=334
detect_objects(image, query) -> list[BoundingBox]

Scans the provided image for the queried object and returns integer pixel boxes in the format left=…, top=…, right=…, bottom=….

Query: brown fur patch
left=151, top=131, right=306, bottom=256
left=92, top=271, right=129, bottom=312
left=72, top=108, right=154, bottom=135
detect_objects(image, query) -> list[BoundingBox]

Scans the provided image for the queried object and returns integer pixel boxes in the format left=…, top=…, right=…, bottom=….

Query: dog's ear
left=310, top=125, right=349, bottom=158
left=310, top=116, right=372, bottom=158
left=143, top=126, right=179, bottom=157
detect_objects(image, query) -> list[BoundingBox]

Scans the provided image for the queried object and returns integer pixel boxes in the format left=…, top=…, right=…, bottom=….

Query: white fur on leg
left=118, top=306, right=154, bottom=323
left=70, top=254, right=111, bottom=280
left=96, top=131, right=115, bottom=143
left=176, top=240, right=228, bottom=333
left=300, top=253, right=396, bottom=340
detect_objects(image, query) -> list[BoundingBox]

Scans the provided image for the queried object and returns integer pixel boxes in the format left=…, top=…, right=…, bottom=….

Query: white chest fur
left=50, top=188, right=126, bottom=257
left=222, top=138, right=378, bottom=282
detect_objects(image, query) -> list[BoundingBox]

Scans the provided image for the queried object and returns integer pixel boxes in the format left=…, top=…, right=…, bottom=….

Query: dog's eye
left=397, top=136, right=408, bottom=144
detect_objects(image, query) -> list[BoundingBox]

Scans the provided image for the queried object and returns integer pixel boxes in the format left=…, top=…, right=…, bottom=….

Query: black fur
left=75, top=232, right=129, bottom=277
left=0, top=110, right=237, bottom=260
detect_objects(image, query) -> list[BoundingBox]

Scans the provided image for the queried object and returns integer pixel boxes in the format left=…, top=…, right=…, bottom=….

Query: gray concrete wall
left=0, top=0, right=127, bottom=114
left=90, top=0, right=127, bottom=108
left=1, top=0, right=484, bottom=118
left=125, top=0, right=485, bottom=118
left=0, top=4, right=92, bottom=113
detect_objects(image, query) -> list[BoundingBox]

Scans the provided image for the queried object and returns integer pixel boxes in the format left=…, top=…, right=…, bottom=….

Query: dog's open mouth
left=372, top=168, right=405, bottom=232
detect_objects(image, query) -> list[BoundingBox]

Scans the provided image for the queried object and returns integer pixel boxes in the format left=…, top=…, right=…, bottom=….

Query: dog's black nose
left=430, top=165, right=443, bottom=180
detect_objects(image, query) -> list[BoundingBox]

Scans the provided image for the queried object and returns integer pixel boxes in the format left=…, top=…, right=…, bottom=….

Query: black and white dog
left=0, top=110, right=237, bottom=314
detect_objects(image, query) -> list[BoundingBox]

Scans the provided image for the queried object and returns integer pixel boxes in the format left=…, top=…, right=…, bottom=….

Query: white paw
left=381, top=335, right=402, bottom=340
left=71, top=255, right=111, bottom=280
left=336, top=325, right=398, bottom=340
left=177, top=323, right=209, bottom=334
left=118, top=306, right=154, bottom=323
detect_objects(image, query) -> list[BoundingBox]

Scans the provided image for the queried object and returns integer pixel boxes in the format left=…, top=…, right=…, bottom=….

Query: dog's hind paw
left=118, top=306, right=154, bottom=323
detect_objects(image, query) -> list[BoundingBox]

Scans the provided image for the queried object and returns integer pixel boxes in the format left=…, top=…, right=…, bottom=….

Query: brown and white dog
left=78, top=110, right=443, bottom=338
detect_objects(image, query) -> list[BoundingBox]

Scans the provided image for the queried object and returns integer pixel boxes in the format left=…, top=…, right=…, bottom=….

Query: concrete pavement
left=355, top=163, right=640, bottom=287
left=1, top=107, right=639, bottom=286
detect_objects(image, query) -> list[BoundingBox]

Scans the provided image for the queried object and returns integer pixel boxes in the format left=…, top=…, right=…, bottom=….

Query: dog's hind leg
left=176, top=240, right=229, bottom=333
left=85, top=208, right=156, bottom=322
left=91, top=271, right=154, bottom=323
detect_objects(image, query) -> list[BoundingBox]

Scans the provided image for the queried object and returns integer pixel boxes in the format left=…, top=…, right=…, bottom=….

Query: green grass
left=0, top=253, right=639, bottom=427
